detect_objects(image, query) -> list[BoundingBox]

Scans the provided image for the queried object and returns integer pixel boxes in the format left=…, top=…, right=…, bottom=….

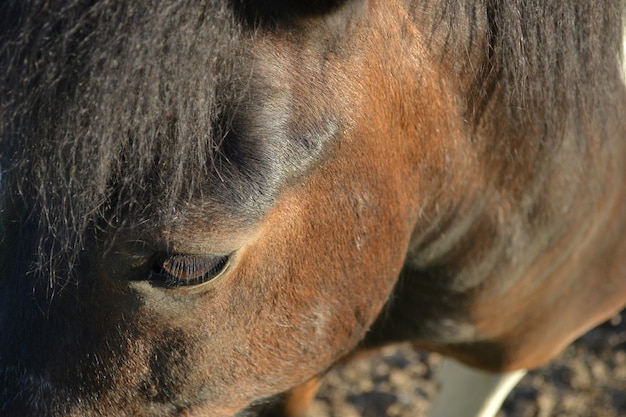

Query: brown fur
left=1, top=0, right=625, bottom=416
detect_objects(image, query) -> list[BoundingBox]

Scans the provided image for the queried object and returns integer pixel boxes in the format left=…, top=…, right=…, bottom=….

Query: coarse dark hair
left=1, top=0, right=624, bottom=283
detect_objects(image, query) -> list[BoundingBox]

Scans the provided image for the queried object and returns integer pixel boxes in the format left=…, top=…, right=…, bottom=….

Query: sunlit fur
left=1, top=1, right=625, bottom=416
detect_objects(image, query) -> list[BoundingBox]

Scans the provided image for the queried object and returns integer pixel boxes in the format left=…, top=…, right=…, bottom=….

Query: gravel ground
left=308, top=310, right=626, bottom=417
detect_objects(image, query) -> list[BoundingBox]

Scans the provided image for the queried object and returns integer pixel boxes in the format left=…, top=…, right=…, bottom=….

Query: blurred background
left=310, top=309, right=626, bottom=417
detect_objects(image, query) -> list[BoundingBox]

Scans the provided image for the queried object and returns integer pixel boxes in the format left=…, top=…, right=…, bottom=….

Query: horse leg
left=279, top=377, right=322, bottom=417
left=254, top=377, right=321, bottom=417
left=427, top=358, right=526, bottom=417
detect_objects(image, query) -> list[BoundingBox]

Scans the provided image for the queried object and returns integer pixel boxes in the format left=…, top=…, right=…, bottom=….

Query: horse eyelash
left=149, top=253, right=230, bottom=288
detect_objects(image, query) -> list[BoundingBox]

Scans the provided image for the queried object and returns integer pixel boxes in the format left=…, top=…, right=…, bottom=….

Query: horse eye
left=149, top=253, right=230, bottom=288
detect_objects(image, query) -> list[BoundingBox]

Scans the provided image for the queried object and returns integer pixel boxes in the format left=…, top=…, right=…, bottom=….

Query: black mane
left=1, top=0, right=247, bottom=219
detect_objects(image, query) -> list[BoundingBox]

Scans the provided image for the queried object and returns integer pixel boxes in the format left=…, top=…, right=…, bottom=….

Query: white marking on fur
left=622, top=31, right=626, bottom=85
left=622, top=20, right=626, bottom=86
left=620, top=16, right=626, bottom=85
left=427, top=358, right=526, bottom=417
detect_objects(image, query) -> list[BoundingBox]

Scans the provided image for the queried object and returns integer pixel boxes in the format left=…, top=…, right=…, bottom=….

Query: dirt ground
left=308, top=309, right=626, bottom=417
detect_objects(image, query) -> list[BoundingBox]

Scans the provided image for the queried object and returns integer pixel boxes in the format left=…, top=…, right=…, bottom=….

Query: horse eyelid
left=149, top=253, right=231, bottom=288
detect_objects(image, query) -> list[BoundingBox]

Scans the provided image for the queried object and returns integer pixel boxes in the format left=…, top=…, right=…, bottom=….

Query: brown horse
left=1, top=1, right=625, bottom=416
